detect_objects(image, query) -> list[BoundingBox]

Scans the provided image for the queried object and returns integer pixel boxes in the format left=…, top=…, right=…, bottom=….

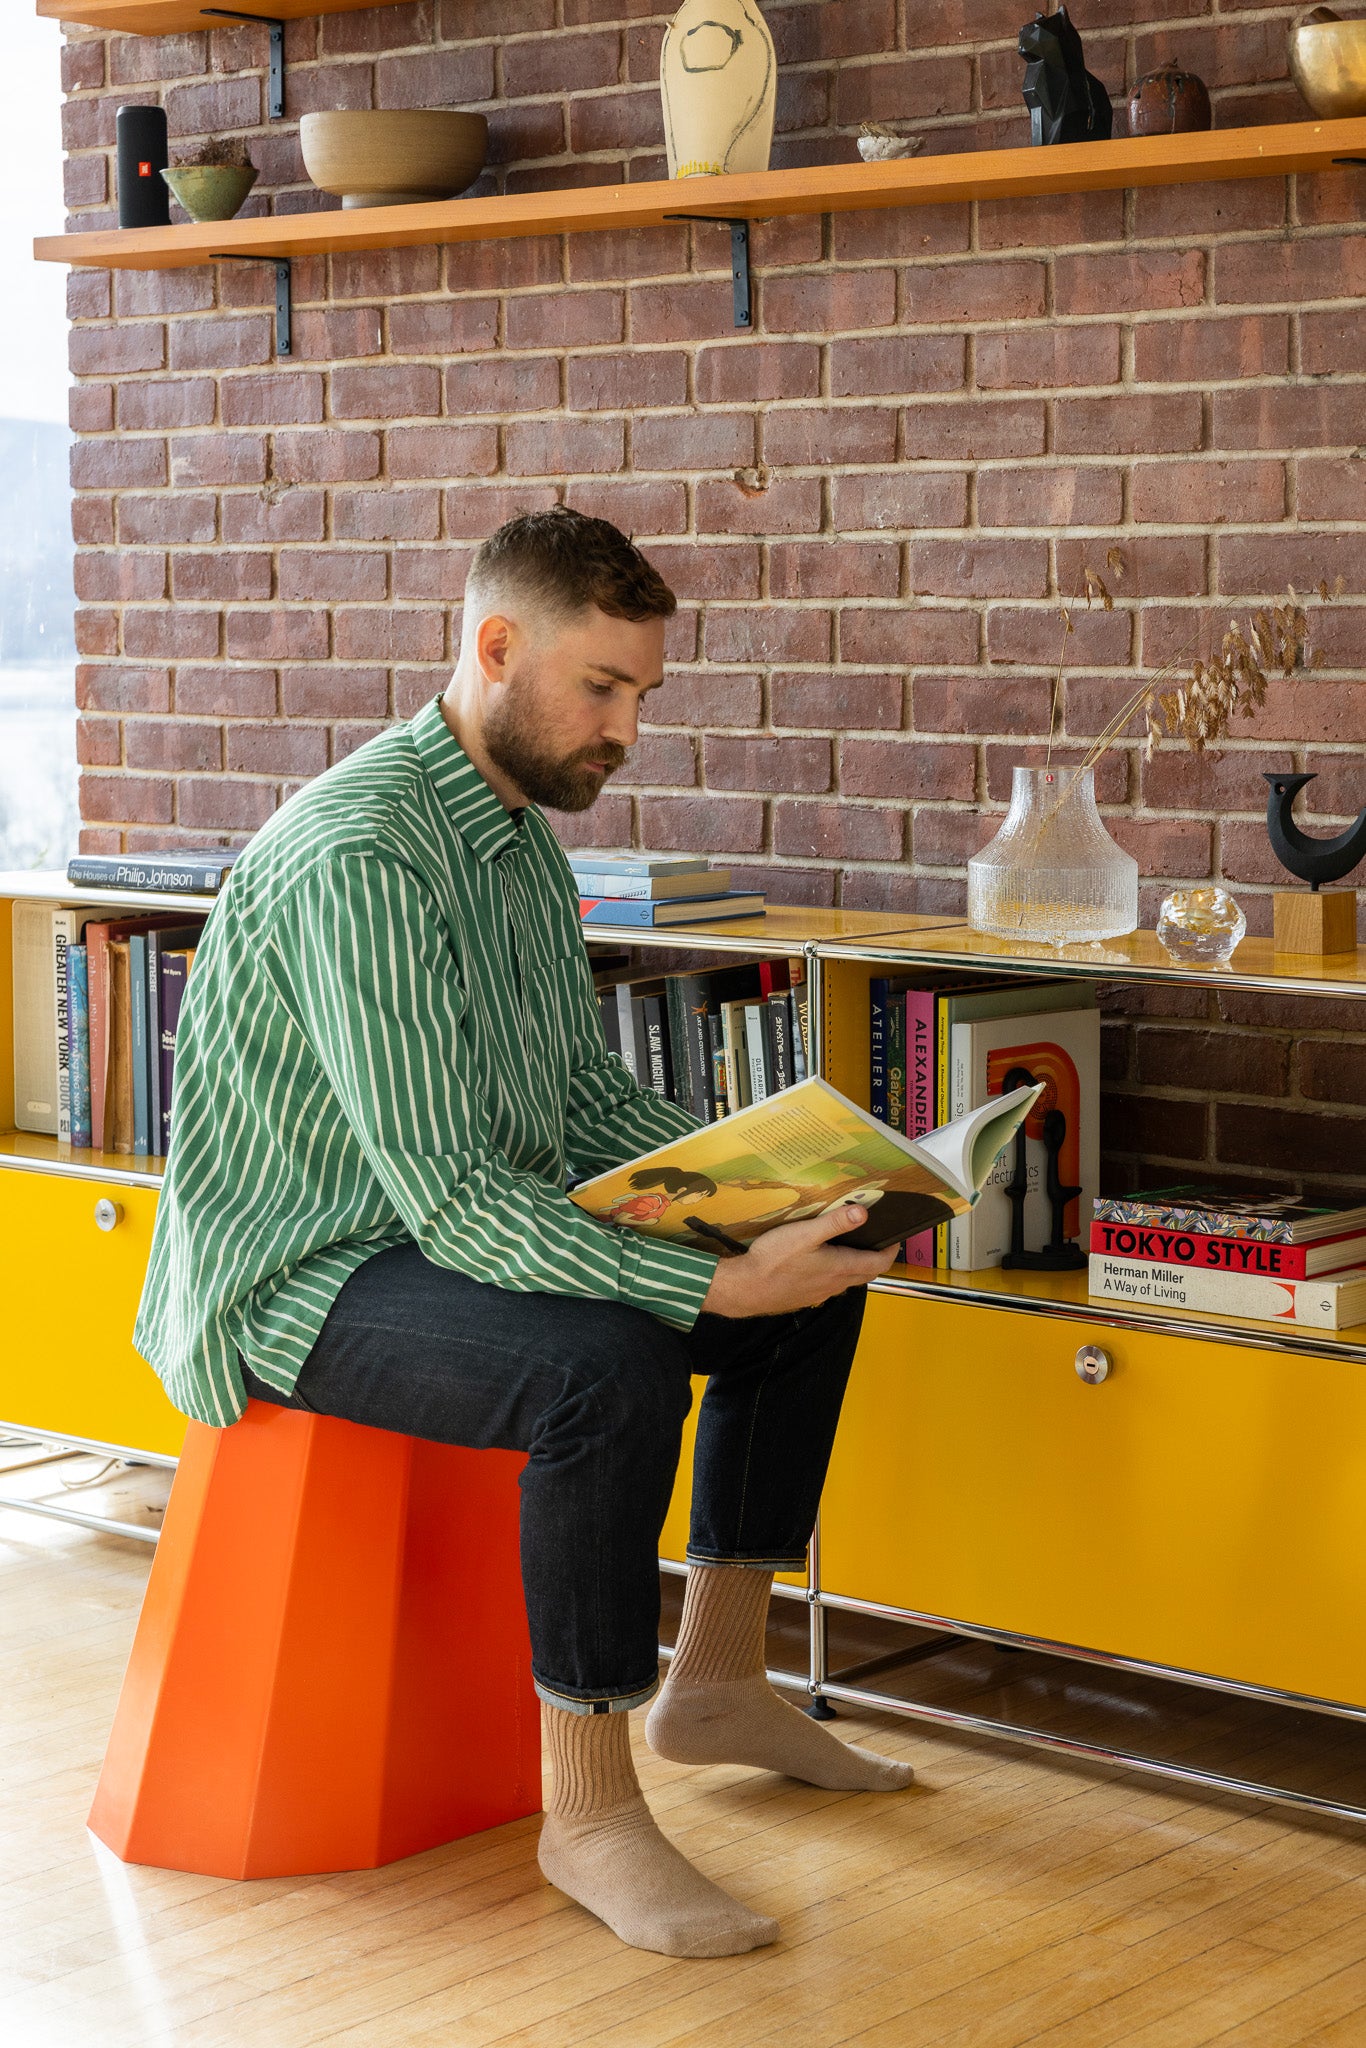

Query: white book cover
left=1089, top=1254, right=1366, bottom=1331
left=949, top=999, right=1100, bottom=1270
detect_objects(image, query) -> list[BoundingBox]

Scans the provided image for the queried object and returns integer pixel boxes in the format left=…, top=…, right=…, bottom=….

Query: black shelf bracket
left=663, top=213, right=754, bottom=329
left=201, top=9, right=286, bottom=120
left=209, top=252, right=292, bottom=356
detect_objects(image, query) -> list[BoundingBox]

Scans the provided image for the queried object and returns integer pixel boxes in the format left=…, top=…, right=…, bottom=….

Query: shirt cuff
left=616, top=1231, right=717, bottom=1333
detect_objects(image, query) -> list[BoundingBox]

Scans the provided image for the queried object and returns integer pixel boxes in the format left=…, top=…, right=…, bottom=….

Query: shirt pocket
left=529, top=947, right=595, bottom=1102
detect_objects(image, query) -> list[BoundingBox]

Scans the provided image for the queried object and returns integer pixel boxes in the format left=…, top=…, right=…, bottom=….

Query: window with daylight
left=0, top=12, right=76, bottom=871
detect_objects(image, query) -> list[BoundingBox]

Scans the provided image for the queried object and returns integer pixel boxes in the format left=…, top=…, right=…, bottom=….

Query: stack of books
left=1090, top=1186, right=1366, bottom=1330
left=13, top=898, right=205, bottom=1159
left=570, top=854, right=765, bottom=927
left=598, top=958, right=808, bottom=1120
left=868, top=972, right=1100, bottom=1270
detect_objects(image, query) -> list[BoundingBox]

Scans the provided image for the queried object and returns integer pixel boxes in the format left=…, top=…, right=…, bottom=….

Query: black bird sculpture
left=1263, top=772, right=1366, bottom=890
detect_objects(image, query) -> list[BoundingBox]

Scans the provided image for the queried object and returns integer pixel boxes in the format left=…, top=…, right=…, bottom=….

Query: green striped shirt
left=134, top=697, right=716, bottom=1427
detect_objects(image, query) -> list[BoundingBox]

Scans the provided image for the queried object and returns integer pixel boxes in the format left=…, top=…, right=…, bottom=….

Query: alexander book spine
left=902, top=988, right=938, bottom=1268
left=1087, top=1220, right=1361, bottom=1279
left=68, top=944, right=92, bottom=1151
left=1087, top=1254, right=1366, bottom=1329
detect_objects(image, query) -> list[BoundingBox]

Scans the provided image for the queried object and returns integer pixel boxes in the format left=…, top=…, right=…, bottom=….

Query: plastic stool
left=88, top=1400, right=541, bottom=1879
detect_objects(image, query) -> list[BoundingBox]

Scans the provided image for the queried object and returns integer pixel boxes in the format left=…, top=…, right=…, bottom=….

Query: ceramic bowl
left=299, top=110, right=488, bottom=209
left=161, top=165, right=257, bottom=222
left=1289, top=18, right=1366, bottom=117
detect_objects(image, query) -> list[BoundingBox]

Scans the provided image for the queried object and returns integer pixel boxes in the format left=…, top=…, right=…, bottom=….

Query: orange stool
left=89, top=1400, right=541, bottom=1879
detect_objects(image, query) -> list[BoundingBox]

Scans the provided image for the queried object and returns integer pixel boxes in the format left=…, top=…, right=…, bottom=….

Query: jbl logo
left=138, top=160, right=152, bottom=176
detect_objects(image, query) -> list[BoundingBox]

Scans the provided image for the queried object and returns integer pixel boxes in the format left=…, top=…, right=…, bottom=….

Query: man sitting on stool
left=135, top=507, right=911, bottom=1959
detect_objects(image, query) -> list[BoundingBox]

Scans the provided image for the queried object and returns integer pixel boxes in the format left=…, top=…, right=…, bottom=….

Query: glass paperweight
left=1156, top=886, right=1246, bottom=964
left=967, top=765, right=1139, bottom=948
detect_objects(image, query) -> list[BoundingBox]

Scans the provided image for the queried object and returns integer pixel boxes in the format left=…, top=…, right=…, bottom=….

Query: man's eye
left=587, top=681, right=613, bottom=697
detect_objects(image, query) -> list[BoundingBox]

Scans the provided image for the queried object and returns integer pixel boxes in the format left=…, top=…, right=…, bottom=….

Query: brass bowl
left=1289, top=18, right=1366, bottom=118
left=299, top=110, right=488, bottom=209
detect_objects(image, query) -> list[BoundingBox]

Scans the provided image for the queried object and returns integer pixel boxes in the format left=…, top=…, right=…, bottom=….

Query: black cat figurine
left=1019, top=7, right=1112, bottom=146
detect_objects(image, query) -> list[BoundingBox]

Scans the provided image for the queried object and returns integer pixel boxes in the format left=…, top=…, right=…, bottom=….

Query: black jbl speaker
left=116, top=105, right=170, bottom=229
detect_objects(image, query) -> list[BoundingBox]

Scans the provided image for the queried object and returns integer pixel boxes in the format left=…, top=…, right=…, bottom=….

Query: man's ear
left=475, top=611, right=514, bottom=688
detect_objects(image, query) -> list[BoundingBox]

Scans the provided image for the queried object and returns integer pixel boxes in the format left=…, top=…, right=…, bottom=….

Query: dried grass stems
left=1039, top=549, right=1342, bottom=826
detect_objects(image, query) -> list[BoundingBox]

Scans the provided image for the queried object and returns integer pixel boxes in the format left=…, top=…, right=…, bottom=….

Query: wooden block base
left=1273, top=888, right=1358, bottom=955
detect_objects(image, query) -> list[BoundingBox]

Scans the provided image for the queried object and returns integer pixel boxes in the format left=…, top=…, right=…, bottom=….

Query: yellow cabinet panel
left=660, top=1378, right=805, bottom=1589
left=0, top=1171, right=186, bottom=1458
left=821, top=1289, right=1366, bottom=1709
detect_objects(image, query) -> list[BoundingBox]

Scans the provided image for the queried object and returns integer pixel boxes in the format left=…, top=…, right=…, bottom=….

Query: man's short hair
left=465, top=505, right=677, bottom=629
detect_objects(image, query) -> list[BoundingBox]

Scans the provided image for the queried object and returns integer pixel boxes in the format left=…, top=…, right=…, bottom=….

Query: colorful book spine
left=105, top=940, right=133, bottom=1155
left=743, top=1001, right=771, bottom=1104
left=885, top=991, right=907, bottom=1137
left=642, top=993, right=671, bottom=1097
left=1089, top=1220, right=1366, bottom=1279
left=87, top=922, right=112, bottom=1151
left=902, top=988, right=938, bottom=1268
left=68, top=944, right=92, bottom=1151
left=159, top=948, right=194, bottom=1154
left=707, top=1010, right=728, bottom=1117
left=1088, top=1253, right=1366, bottom=1331
left=768, top=988, right=795, bottom=1091
left=52, top=909, right=84, bottom=1143
left=578, top=893, right=762, bottom=927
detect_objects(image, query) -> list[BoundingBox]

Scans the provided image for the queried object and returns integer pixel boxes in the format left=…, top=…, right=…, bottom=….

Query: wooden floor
left=6, top=1455, right=1366, bottom=2048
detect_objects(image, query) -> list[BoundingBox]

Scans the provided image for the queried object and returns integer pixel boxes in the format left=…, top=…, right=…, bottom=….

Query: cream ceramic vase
left=660, top=0, right=776, bottom=179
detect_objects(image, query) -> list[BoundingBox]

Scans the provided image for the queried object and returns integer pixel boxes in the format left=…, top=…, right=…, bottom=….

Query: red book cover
left=1089, top=1219, right=1366, bottom=1280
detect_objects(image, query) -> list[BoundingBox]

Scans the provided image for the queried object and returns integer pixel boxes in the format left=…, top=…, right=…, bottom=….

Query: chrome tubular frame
left=0, top=1421, right=175, bottom=1546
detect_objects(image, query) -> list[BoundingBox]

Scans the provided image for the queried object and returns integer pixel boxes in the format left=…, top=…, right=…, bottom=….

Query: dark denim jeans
left=241, top=1243, right=865, bottom=1715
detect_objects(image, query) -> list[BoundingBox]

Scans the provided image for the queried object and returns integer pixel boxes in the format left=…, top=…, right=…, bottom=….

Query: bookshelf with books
left=10, top=860, right=1366, bottom=1816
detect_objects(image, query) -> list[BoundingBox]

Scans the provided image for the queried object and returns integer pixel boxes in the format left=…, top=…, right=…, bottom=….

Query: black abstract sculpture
left=1018, top=7, right=1112, bottom=146
left=996, top=1064, right=1087, bottom=1272
left=1263, top=772, right=1366, bottom=890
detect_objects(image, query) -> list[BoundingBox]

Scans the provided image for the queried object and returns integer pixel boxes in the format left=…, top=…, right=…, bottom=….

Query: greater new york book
left=569, top=1075, right=1043, bottom=1256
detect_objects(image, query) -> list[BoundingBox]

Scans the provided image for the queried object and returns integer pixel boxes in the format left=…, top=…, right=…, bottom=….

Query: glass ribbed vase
left=968, top=765, right=1139, bottom=947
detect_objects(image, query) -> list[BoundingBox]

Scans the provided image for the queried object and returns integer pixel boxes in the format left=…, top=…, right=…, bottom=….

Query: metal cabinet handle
left=1075, top=1343, right=1111, bottom=1385
left=94, top=1198, right=124, bottom=1233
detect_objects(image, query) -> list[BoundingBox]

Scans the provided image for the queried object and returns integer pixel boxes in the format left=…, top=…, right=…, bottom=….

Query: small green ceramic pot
left=161, top=165, right=258, bottom=222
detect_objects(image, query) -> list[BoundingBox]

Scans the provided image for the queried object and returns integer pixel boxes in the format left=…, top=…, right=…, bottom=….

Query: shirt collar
left=409, top=697, right=525, bottom=865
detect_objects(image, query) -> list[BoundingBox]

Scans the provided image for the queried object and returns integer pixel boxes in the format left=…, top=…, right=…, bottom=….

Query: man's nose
left=601, top=696, right=639, bottom=748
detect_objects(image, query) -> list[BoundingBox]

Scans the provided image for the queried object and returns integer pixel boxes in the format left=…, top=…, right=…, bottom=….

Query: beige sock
left=536, top=1702, right=779, bottom=1958
left=646, top=1565, right=915, bottom=1793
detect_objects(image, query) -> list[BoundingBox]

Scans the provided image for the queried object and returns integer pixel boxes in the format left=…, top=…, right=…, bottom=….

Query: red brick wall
left=59, top=1, right=1366, bottom=1200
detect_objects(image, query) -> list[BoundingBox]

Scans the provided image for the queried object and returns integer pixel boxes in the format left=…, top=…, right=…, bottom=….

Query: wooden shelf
left=35, top=118, right=1366, bottom=273
left=37, top=0, right=404, bottom=32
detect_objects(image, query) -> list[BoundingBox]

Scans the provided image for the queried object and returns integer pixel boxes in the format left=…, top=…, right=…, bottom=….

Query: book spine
left=572, top=873, right=664, bottom=899
left=105, top=940, right=133, bottom=1155
left=789, top=990, right=807, bottom=1083
left=642, top=994, right=671, bottom=1097
left=52, top=910, right=80, bottom=1143
left=680, top=975, right=716, bottom=1121
left=629, top=996, right=652, bottom=1087
left=793, top=983, right=810, bottom=1079
left=88, top=926, right=110, bottom=1152
left=159, top=951, right=190, bottom=1154
left=902, top=988, right=937, bottom=1268
left=869, top=977, right=889, bottom=1123
left=580, top=897, right=653, bottom=926
left=707, top=1010, right=728, bottom=1117
left=146, top=929, right=163, bottom=1155
left=768, top=988, right=795, bottom=1091
left=885, top=990, right=906, bottom=1135
left=615, top=984, right=640, bottom=1081
left=743, top=1001, right=771, bottom=1103
left=130, top=934, right=150, bottom=1156
left=1087, top=1253, right=1362, bottom=1330
left=598, top=989, right=622, bottom=1058
left=1089, top=1220, right=1320, bottom=1278
left=68, top=944, right=92, bottom=1151
left=67, top=857, right=225, bottom=893
left=721, top=1001, right=748, bottom=1111
left=933, top=991, right=951, bottom=1265
left=1091, top=1198, right=1296, bottom=1243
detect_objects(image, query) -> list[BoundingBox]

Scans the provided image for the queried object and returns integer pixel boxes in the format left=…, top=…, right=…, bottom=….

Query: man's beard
left=483, top=670, right=626, bottom=813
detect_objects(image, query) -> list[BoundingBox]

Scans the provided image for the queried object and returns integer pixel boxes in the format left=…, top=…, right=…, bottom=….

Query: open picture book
left=570, top=1075, right=1043, bottom=1255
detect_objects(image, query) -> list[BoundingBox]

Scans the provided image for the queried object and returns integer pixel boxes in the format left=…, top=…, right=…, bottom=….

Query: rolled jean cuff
left=533, top=1674, right=660, bottom=1717
left=685, top=1547, right=808, bottom=1575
